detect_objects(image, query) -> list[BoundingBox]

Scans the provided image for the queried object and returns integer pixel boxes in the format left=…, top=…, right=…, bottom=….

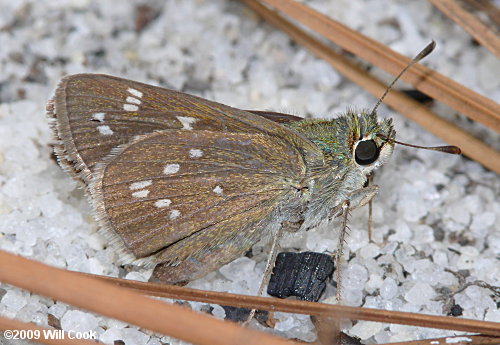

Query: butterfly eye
left=355, top=140, right=379, bottom=165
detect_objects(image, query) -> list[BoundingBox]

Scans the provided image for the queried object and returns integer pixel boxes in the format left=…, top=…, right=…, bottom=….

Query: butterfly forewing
left=245, top=110, right=304, bottom=124
left=48, top=74, right=319, bottom=185
left=90, top=129, right=309, bottom=278
left=49, top=73, right=326, bottom=283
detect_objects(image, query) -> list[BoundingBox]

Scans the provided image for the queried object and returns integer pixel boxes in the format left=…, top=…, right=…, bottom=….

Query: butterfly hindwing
left=90, top=128, right=311, bottom=281
left=151, top=202, right=277, bottom=284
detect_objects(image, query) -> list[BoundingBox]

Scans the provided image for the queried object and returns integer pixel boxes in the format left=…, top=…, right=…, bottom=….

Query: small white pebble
left=61, top=310, right=99, bottom=333
left=445, top=337, right=472, bottom=344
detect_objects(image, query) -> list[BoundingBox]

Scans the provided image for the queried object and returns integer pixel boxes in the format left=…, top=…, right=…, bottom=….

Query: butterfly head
left=286, top=109, right=395, bottom=177
left=348, top=109, right=395, bottom=176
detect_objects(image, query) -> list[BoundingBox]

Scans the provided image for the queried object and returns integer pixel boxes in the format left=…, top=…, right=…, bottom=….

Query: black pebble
left=401, top=89, right=434, bottom=104
left=267, top=252, right=335, bottom=302
left=449, top=304, right=464, bottom=317
left=222, top=306, right=269, bottom=324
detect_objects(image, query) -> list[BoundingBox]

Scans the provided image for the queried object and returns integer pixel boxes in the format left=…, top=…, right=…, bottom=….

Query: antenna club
left=444, top=146, right=462, bottom=155
left=370, top=41, right=436, bottom=116
left=419, top=40, right=436, bottom=60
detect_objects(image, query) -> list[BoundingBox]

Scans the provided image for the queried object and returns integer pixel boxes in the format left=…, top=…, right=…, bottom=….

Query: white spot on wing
left=176, top=116, right=197, bottom=130
left=169, top=209, right=180, bottom=219
left=132, top=190, right=150, bottom=198
left=126, top=96, right=141, bottom=105
left=97, top=125, right=113, bottom=135
left=163, top=164, right=180, bottom=175
left=124, top=104, right=139, bottom=111
left=189, top=149, right=203, bottom=158
left=127, top=88, right=143, bottom=98
left=213, top=185, right=223, bottom=195
left=92, top=112, right=105, bottom=122
left=155, top=199, right=172, bottom=208
left=129, top=180, right=152, bottom=190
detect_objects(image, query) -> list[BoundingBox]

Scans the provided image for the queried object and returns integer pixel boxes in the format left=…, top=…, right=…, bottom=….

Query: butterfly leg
left=331, top=185, right=378, bottom=303
left=366, top=173, right=375, bottom=242
left=334, top=200, right=350, bottom=303
left=245, top=224, right=285, bottom=324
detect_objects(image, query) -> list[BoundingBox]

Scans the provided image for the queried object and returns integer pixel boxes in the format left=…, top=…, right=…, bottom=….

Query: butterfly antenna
left=370, top=40, right=436, bottom=116
left=377, top=133, right=461, bottom=154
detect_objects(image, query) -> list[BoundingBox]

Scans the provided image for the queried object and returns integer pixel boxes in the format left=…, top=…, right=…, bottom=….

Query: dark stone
left=222, top=306, right=268, bottom=325
left=449, top=304, right=464, bottom=317
left=267, top=252, right=335, bottom=302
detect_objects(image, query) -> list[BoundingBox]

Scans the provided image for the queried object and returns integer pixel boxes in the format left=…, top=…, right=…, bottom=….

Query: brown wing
left=90, top=129, right=309, bottom=282
left=47, top=74, right=317, bottom=185
left=246, top=110, right=304, bottom=123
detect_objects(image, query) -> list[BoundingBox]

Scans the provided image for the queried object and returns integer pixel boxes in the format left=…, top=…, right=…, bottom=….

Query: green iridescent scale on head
left=285, top=110, right=395, bottom=165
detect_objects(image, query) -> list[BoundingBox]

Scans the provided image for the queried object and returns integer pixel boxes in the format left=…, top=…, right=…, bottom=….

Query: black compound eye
left=355, top=140, right=379, bottom=165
